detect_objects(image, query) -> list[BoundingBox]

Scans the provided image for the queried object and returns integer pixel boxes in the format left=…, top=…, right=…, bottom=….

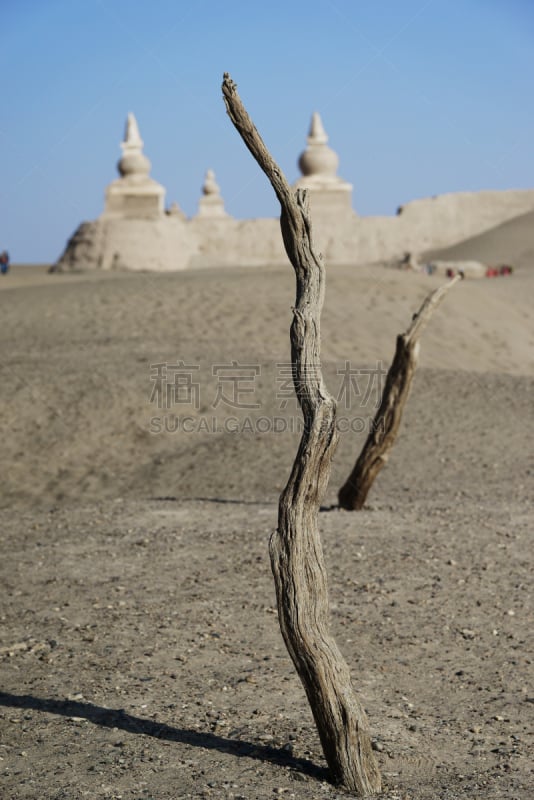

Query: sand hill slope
left=0, top=261, right=533, bottom=509
left=424, top=209, right=534, bottom=270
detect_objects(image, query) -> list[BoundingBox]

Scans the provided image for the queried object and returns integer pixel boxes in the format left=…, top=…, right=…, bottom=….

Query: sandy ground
left=0, top=257, right=533, bottom=799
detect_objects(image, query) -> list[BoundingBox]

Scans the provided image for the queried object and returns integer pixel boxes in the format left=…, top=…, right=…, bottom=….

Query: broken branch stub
left=338, top=274, right=463, bottom=510
left=222, top=73, right=381, bottom=795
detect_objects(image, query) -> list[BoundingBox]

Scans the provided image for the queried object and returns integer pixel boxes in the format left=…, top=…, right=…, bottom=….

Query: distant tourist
left=0, top=250, right=9, bottom=275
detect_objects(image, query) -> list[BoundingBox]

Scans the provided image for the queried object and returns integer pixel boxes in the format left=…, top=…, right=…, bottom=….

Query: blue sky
left=1, top=0, right=533, bottom=263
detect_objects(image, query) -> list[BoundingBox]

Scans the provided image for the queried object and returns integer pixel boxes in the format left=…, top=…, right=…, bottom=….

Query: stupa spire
left=118, top=112, right=151, bottom=178
left=308, top=111, right=329, bottom=145
left=123, top=112, right=143, bottom=148
left=202, top=168, right=221, bottom=197
left=298, top=111, right=339, bottom=179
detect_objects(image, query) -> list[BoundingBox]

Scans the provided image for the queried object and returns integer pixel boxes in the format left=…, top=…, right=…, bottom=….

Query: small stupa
left=103, top=113, right=165, bottom=218
left=196, top=169, right=228, bottom=218
left=293, top=112, right=354, bottom=220
left=166, top=201, right=187, bottom=219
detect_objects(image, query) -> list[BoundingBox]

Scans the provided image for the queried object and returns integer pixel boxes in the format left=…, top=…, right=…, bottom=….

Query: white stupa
left=196, top=169, right=228, bottom=218
left=103, top=113, right=165, bottom=218
left=293, top=112, right=354, bottom=221
left=54, top=113, right=198, bottom=271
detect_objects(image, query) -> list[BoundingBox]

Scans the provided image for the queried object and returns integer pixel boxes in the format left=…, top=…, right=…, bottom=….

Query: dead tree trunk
left=338, top=274, right=462, bottom=510
left=222, top=73, right=381, bottom=795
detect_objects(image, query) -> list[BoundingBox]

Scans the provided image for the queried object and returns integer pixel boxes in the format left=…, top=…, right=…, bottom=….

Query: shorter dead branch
left=338, top=274, right=463, bottom=510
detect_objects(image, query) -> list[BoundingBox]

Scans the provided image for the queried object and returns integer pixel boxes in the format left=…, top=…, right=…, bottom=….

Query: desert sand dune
left=424, top=209, right=534, bottom=270
left=0, top=257, right=532, bottom=799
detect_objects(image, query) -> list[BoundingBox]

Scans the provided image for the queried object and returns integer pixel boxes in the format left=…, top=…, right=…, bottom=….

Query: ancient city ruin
left=54, top=112, right=534, bottom=273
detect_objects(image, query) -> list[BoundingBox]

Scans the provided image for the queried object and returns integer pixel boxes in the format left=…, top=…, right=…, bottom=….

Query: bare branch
left=222, top=74, right=296, bottom=215
left=405, top=273, right=463, bottom=343
left=339, top=274, right=463, bottom=511
left=222, top=73, right=381, bottom=795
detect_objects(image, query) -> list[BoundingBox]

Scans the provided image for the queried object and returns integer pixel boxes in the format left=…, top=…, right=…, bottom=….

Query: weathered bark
left=338, top=274, right=462, bottom=510
left=222, top=73, right=381, bottom=795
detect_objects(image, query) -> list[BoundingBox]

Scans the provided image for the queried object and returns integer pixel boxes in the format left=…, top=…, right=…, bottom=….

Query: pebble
left=372, top=740, right=384, bottom=752
left=461, top=628, right=476, bottom=639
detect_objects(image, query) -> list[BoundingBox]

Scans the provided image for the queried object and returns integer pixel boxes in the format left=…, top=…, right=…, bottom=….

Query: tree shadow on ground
left=151, top=496, right=274, bottom=506
left=0, top=691, right=327, bottom=781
